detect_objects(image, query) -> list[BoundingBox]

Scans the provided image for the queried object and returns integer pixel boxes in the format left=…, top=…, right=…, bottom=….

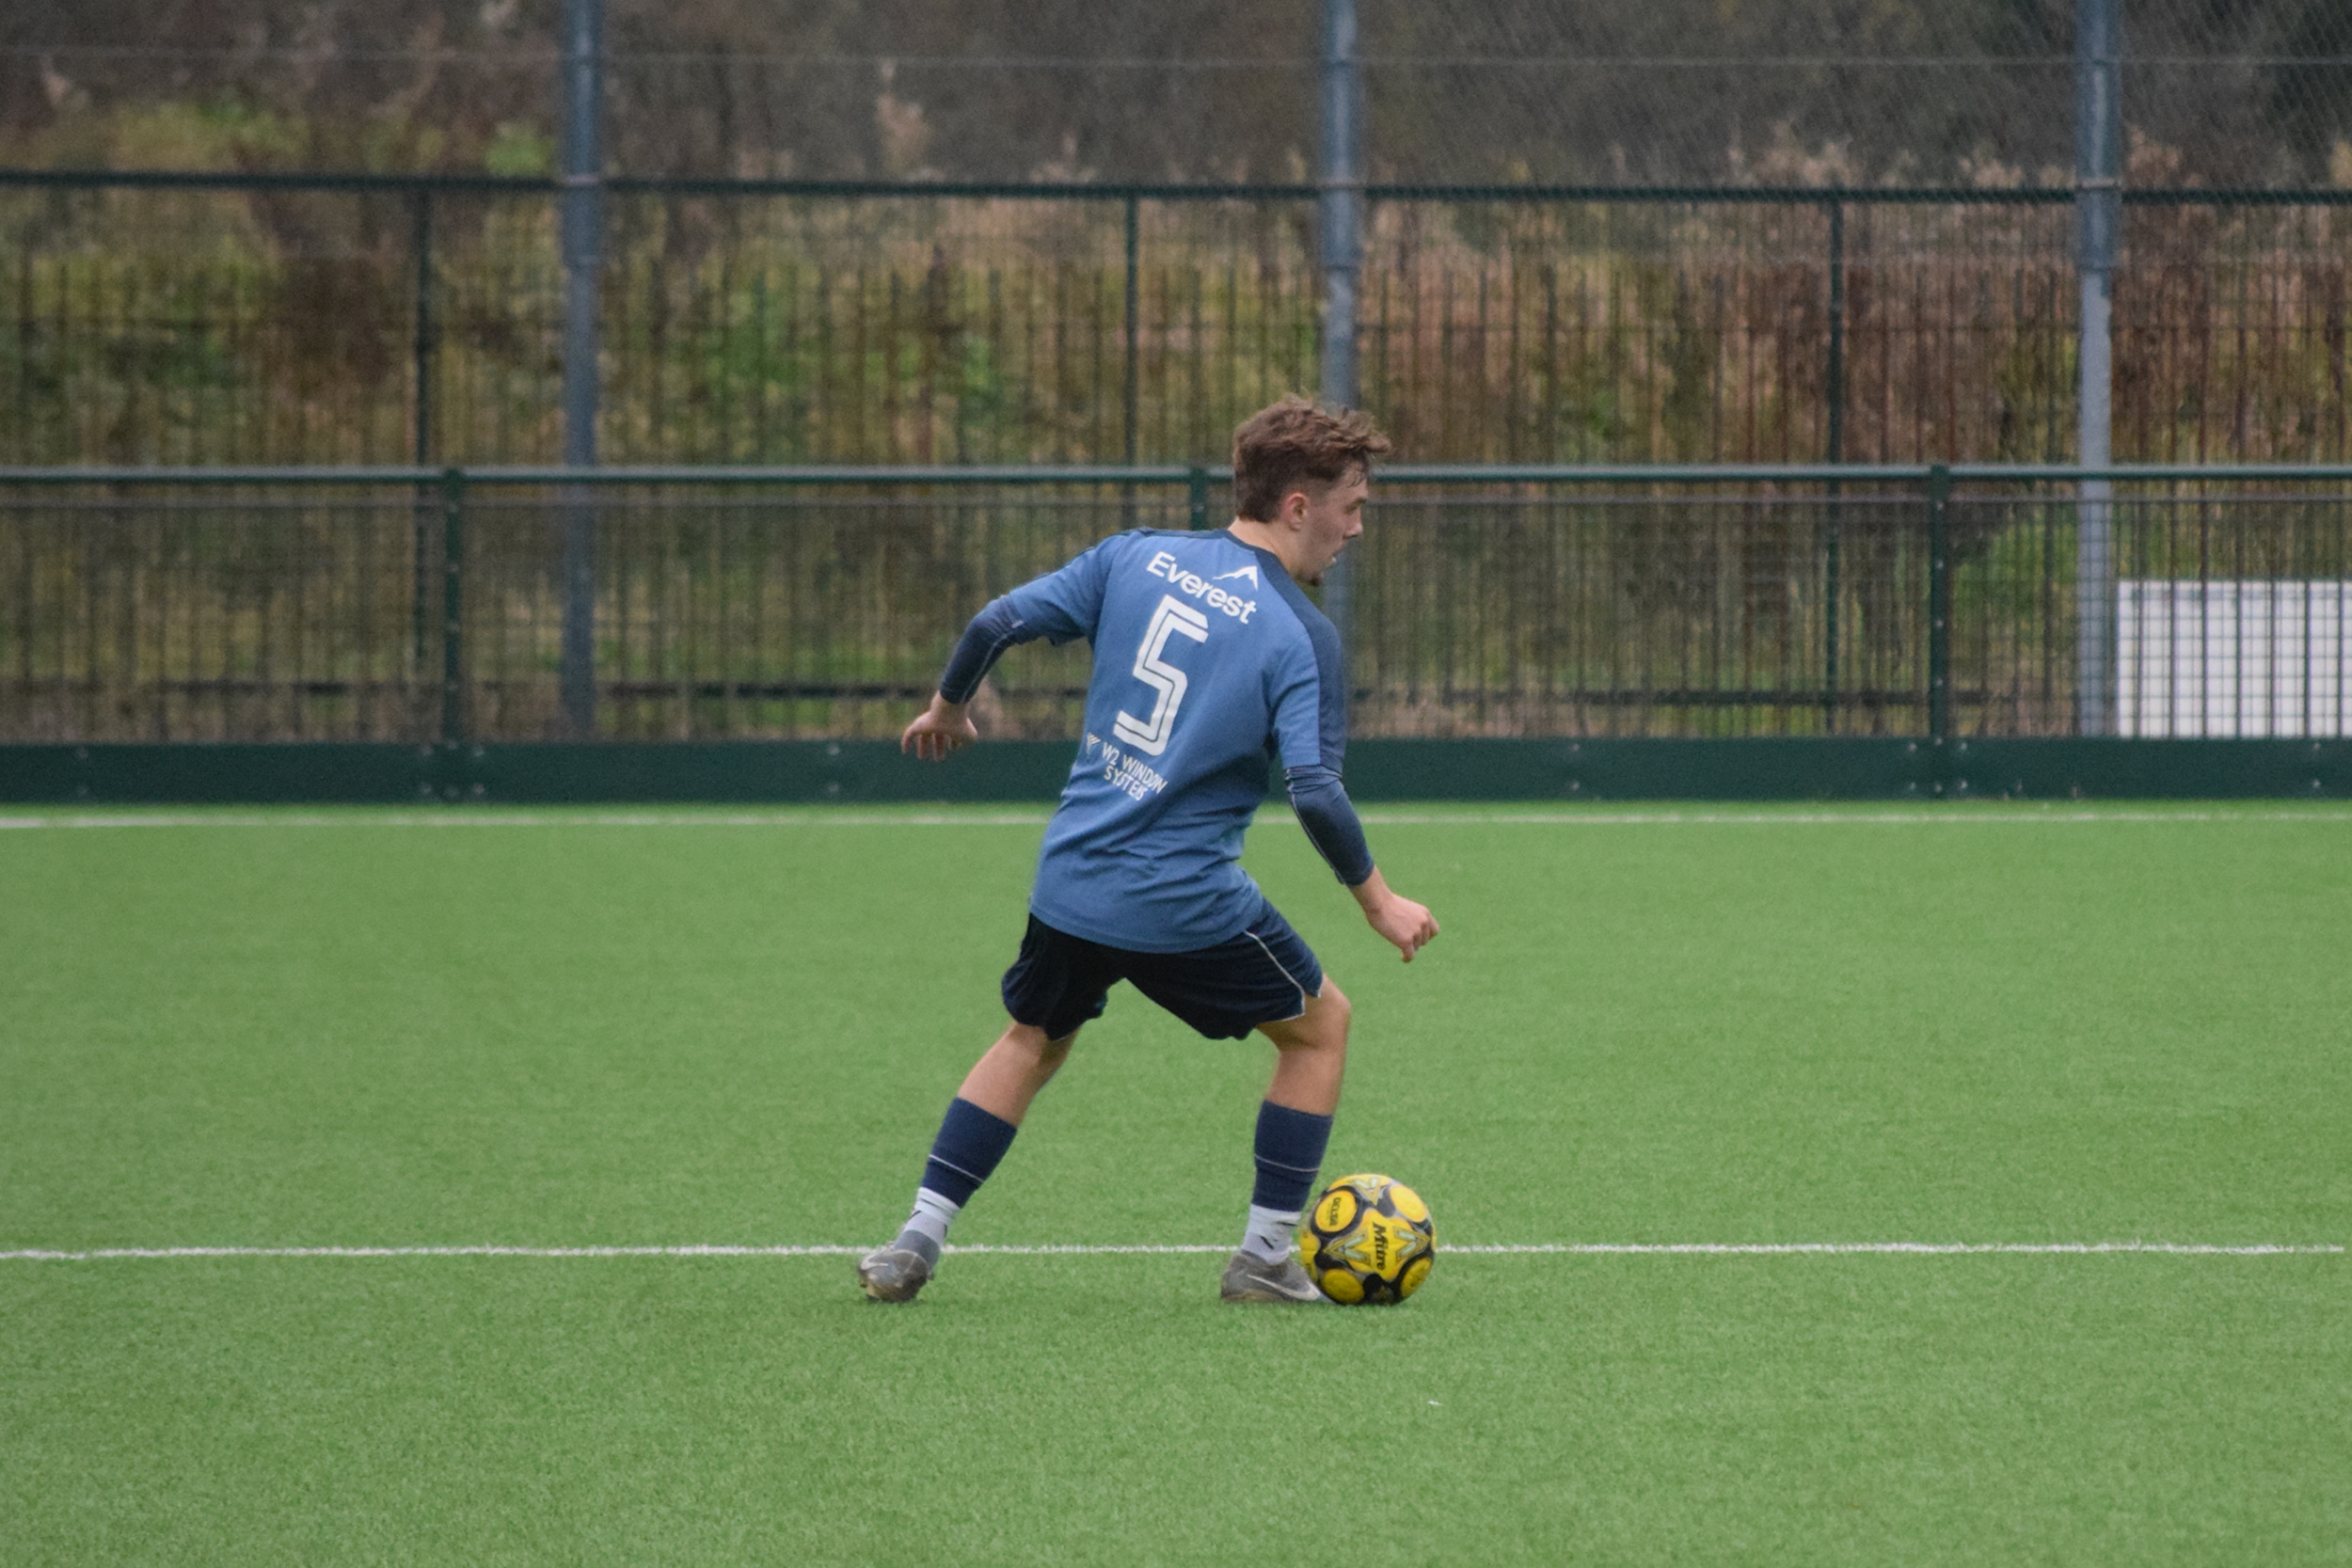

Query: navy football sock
left=1239, top=1101, right=1333, bottom=1261
left=1250, top=1101, right=1334, bottom=1213
left=919, top=1097, right=1020, bottom=1209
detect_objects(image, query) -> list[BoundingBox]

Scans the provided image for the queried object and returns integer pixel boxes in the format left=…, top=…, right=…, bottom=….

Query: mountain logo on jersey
left=1214, top=563, right=1261, bottom=589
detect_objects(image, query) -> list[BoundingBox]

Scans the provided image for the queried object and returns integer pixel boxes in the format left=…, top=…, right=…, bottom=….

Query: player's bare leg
left=953, top=1022, right=1078, bottom=1125
left=1222, top=980, right=1350, bottom=1303
left=858, top=1022, right=1078, bottom=1303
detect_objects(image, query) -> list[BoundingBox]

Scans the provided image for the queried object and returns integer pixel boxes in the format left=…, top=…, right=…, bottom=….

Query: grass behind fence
left=7, top=189, right=2352, bottom=467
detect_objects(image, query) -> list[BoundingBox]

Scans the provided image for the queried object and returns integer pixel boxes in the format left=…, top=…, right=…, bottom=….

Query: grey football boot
left=857, top=1230, right=939, bottom=1303
left=1219, top=1248, right=1324, bottom=1304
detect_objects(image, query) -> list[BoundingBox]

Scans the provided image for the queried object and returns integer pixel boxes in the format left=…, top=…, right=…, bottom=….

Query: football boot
left=1218, top=1249, right=1324, bottom=1304
left=856, top=1234, right=938, bottom=1303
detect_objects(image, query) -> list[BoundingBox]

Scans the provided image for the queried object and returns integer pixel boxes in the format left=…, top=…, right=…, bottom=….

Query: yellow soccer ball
left=1297, top=1173, right=1436, bottom=1305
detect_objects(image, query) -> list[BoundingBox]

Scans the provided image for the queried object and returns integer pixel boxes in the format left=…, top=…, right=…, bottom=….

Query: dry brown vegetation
left=7, top=189, right=2350, bottom=468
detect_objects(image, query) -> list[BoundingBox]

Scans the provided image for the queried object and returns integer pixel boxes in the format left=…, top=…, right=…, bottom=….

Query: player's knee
left=1300, top=980, right=1349, bottom=1053
left=1002, top=1022, right=1074, bottom=1069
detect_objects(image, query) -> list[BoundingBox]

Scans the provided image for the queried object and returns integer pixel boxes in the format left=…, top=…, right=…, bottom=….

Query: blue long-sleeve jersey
left=939, top=528, right=1374, bottom=953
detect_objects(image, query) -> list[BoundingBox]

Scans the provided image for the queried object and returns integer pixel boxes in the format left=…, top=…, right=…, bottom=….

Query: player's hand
left=1350, top=869, right=1439, bottom=962
left=901, top=695, right=977, bottom=761
left=1367, top=893, right=1439, bottom=961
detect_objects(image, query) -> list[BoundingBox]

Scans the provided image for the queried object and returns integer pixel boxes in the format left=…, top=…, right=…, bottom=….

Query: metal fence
left=6, top=465, right=2346, bottom=745
left=8, top=171, right=2352, bottom=470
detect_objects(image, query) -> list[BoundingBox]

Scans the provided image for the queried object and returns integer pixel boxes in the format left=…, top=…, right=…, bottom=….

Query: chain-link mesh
left=11, top=3, right=2350, bottom=187
left=1367, top=0, right=2352, bottom=190
left=2123, top=0, right=2352, bottom=191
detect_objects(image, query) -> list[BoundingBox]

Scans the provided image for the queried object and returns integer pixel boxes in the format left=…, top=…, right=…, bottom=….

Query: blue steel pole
left=560, top=0, right=603, bottom=735
left=2074, top=0, right=2122, bottom=735
left=1318, top=0, right=1363, bottom=660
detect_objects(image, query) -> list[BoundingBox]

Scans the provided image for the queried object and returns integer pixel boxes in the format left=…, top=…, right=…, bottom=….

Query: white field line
left=1354, top=811, right=2352, bottom=826
left=2, top=810, right=2349, bottom=831
left=1, top=1241, right=2338, bottom=1261
left=0, top=813, right=1056, bottom=830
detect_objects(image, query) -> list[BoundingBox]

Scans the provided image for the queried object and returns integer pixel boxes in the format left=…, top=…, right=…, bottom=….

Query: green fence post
left=409, top=195, right=437, bottom=693
left=1928, top=462, right=1952, bottom=746
left=1187, top=464, right=1209, bottom=530
left=1118, top=195, right=1144, bottom=531
left=411, top=192, right=436, bottom=466
left=439, top=467, right=466, bottom=751
left=1122, top=192, right=1141, bottom=466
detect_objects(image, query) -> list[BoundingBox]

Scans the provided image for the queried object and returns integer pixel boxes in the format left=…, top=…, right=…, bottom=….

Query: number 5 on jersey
left=1113, top=594, right=1211, bottom=756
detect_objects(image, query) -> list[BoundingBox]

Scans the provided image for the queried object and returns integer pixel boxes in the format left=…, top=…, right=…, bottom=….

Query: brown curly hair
left=1230, top=395, right=1393, bottom=523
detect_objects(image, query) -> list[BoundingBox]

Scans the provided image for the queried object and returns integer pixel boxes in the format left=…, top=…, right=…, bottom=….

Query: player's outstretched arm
left=909, top=541, right=1114, bottom=763
left=1349, top=866, right=1439, bottom=962
left=901, top=694, right=977, bottom=761
left=907, top=588, right=1057, bottom=762
left=1285, top=762, right=1438, bottom=961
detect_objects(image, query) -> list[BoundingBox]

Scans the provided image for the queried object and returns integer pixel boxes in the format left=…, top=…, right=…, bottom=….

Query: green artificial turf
left=3, top=804, right=2347, bottom=1564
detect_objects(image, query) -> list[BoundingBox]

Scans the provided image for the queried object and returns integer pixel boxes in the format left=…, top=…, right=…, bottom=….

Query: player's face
left=1295, top=470, right=1369, bottom=584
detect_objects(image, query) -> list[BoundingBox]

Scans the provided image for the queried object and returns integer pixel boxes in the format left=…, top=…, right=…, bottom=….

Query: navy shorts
left=1001, top=907, right=1327, bottom=1041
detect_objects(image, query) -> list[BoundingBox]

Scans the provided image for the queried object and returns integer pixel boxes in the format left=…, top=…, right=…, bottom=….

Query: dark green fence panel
left=2, top=737, right=2343, bottom=804
left=1350, top=481, right=1933, bottom=736
left=0, top=479, right=440, bottom=742
left=6, top=465, right=2349, bottom=758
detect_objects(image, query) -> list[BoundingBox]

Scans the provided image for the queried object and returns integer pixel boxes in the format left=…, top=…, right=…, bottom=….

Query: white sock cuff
left=905, top=1187, right=962, bottom=1245
left=1241, top=1203, right=1304, bottom=1262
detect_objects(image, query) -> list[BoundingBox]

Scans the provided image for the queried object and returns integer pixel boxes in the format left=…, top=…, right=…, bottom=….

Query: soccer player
left=859, top=396, right=1438, bottom=1305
